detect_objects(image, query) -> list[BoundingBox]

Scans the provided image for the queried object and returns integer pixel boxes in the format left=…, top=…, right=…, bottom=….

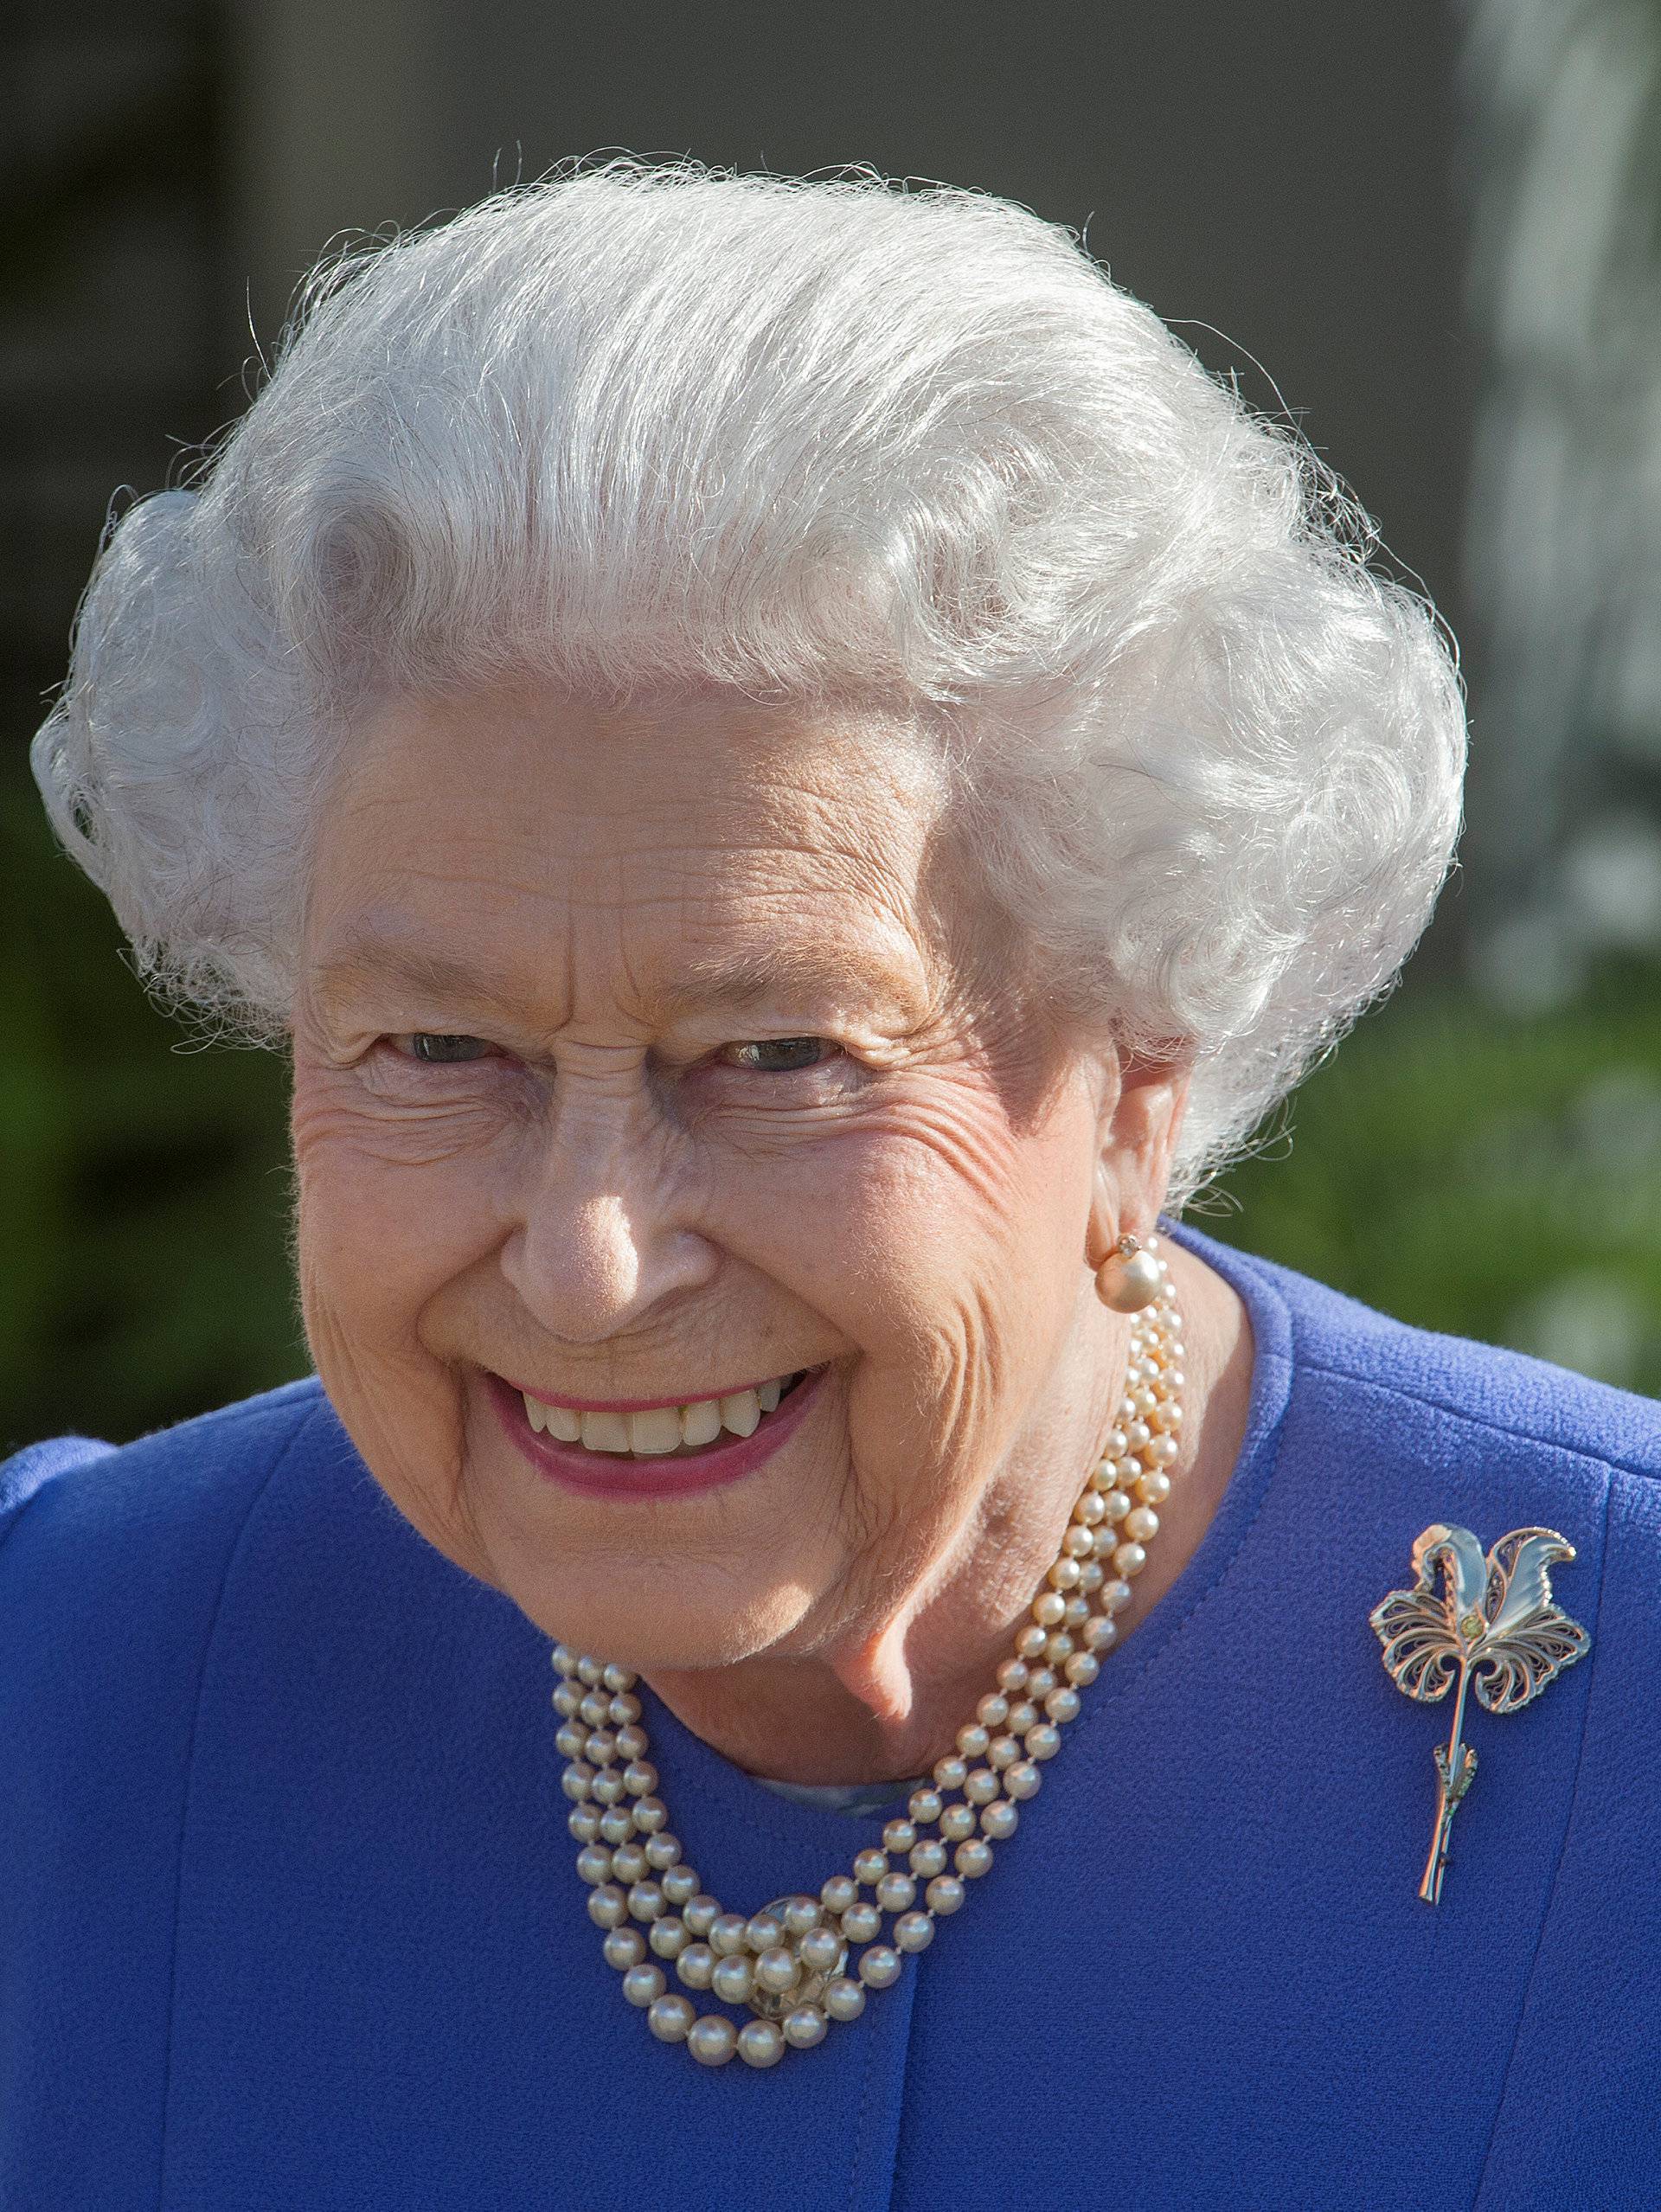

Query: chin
left=486, top=1545, right=823, bottom=1673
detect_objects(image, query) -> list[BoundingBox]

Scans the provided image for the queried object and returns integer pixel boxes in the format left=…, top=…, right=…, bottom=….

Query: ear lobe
left=1087, top=1053, right=1192, bottom=1269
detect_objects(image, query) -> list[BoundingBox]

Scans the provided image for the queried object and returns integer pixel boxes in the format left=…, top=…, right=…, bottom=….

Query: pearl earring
left=1095, top=1232, right=1163, bottom=1313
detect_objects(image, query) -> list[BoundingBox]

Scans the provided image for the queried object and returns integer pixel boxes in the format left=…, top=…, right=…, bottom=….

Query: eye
left=721, top=1036, right=837, bottom=1074
left=397, top=1032, right=497, bottom=1064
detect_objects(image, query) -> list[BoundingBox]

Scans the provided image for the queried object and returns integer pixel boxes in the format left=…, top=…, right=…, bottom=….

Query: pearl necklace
left=551, top=1250, right=1184, bottom=2070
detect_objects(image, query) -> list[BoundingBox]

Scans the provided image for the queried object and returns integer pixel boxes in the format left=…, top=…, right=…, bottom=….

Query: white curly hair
left=30, top=160, right=1465, bottom=1202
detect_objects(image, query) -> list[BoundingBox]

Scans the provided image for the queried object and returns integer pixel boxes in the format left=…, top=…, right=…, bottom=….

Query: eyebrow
left=308, top=925, right=927, bottom=1025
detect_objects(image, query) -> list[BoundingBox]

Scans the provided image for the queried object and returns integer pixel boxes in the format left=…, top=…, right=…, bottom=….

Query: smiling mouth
left=510, top=1370, right=815, bottom=1460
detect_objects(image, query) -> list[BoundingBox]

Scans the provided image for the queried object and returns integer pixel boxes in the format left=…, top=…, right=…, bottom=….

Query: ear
left=1085, top=1048, right=1193, bottom=1273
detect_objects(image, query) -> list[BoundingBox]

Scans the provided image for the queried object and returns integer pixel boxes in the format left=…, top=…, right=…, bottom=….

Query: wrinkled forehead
left=300, top=680, right=966, bottom=1025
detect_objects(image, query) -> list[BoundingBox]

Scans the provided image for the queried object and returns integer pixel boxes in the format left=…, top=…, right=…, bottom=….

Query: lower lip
left=484, top=1367, right=828, bottom=1501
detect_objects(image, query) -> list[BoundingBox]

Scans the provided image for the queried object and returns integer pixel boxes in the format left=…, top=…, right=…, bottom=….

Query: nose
left=498, top=1120, right=718, bottom=1347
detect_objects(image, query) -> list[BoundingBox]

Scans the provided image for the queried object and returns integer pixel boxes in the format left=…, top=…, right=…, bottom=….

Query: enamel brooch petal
left=1369, top=1524, right=1590, bottom=1903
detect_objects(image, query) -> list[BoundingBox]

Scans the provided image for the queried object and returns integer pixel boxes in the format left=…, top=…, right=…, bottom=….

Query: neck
left=641, top=1240, right=1251, bottom=1787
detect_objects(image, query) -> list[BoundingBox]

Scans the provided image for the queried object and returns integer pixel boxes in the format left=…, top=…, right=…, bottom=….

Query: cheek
left=718, top=1074, right=1089, bottom=1417
left=289, top=1062, right=509, bottom=1350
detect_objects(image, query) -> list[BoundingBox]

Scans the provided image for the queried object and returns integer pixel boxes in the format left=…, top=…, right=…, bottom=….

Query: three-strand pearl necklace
left=551, top=1249, right=1184, bottom=2069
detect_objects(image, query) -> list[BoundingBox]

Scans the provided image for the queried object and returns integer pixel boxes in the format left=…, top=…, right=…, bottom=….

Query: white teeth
left=522, top=1374, right=802, bottom=1454
left=680, top=1398, right=723, bottom=1447
left=580, top=1408, right=632, bottom=1453
left=628, top=1406, right=683, bottom=1455
left=719, top=1388, right=761, bottom=1438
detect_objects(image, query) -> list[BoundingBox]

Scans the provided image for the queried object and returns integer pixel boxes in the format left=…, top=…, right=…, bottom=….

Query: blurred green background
left=7, top=0, right=1661, bottom=1449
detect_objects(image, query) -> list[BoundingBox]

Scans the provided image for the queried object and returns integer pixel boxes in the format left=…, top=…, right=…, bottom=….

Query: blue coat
left=4, top=1227, right=1658, bottom=2209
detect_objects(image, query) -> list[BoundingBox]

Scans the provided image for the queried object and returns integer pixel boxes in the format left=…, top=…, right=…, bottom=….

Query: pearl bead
left=737, top=2019, right=786, bottom=2068
left=587, top=1884, right=627, bottom=1929
left=1024, top=1723, right=1061, bottom=1761
left=783, top=1896, right=823, bottom=1935
left=841, top=1901, right=882, bottom=1944
left=754, top=1946, right=801, bottom=1994
left=687, top=2015, right=737, bottom=2067
left=853, top=1848, right=888, bottom=1887
left=645, top=1831, right=681, bottom=1869
left=940, top=1804, right=977, bottom=1842
left=956, top=1722, right=991, bottom=1759
left=1015, top=1625, right=1049, bottom=1660
left=798, top=1925, right=843, bottom=1975
left=954, top=1839, right=994, bottom=1879
left=568, top=1806, right=601, bottom=1843
left=783, top=2004, right=828, bottom=2049
left=683, top=1895, right=719, bottom=1936
left=711, top=1954, right=754, bottom=2004
left=925, top=1874, right=965, bottom=1915
left=820, top=1875, right=858, bottom=1916
left=562, top=1765, right=595, bottom=1805
left=1044, top=1630, right=1076, bottom=1664
left=987, top=1733, right=1020, bottom=1770
left=1124, top=1505, right=1159, bottom=1543
left=621, top=1962, right=666, bottom=2007
left=575, top=1843, right=613, bottom=1886
left=604, top=1927, right=646, bottom=1970
left=587, top=1728, right=618, bottom=1765
left=1099, top=1491, right=1132, bottom=1525
left=1044, top=1688, right=1081, bottom=1725
left=745, top=1910, right=785, bottom=1953
left=1079, top=1561, right=1105, bottom=1592
left=1064, top=1651, right=1100, bottom=1687
left=662, top=1865, right=700, bottom=1906
left=676, top=1943, right=715, bottom=1991
left=1085, top=1616, right=1119, bottom=1653
left=627, top=1880, right=666, bottom=1921
left=1031, top=1592, right=1067, bottom=1628
left=551, top=1646, right=578, bottom=1677
left=875, top=1872, right=915, bottom=1913
left=1074, top=1491, right=1106, bottom=1526
left=599, top=1808, right=633, bottom=1844
left=650, top=1917, right=689, bottom=1959
left=1004, top=1762, right=1042, bottom=1800
left=601, top=1661, right=637, bottom=1692
left=590, top=1772, right=625, bottom=1806
left=933, top=1754, right=969, bottom=1791
left=1062, top=1522, right=1095, bottom=1557
left=1047, top=1558, right=1081, bottom=1591
left=979, top=1799, right=1019, bottom=1841
left=611, top=1842, right=648, bottom=1882
left=1100, top=1577, right=1133, bottom=1615
left=579, top=1691, right=608, bottom=1726
left=1113, top=1541, right=1148, bottom=1577
left=907, top=1788, right=944, bottom=1827
left=576, top=1656, right=604, bottom=1686
left=1025, top=1667, right=1056, bottom=1698
left=909, top=1839, right=948, bottom=1877
left=858, top=1945, right=901, bottom=1989
left=1135, top=1469, right=1172, bottom=1505
left=1005, top=1700, right=1039, bottom=1733
left=647, top=1993, right=696, bottom=2043
left=976, top=1693, right=1010, bottom=1728
left=882, top=1819, right=917, bottom=1856
left=894, top=1911, right=934, bottom=1952
left=632, top=1796, right=669, bottom=1833
left=824, top=1977, right=867, bottom=2023
left=961, top=1766, right=998, bottom=1806
left=555, top=1722, right=587, bottom=1759
left=609, top=1692, right=642, bottom=1726
left=709, top=1914, right=749, bottom=1956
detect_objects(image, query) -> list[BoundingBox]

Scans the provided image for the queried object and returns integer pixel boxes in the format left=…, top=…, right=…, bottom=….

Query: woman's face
left=290, top=682, right=1135, bottom=1670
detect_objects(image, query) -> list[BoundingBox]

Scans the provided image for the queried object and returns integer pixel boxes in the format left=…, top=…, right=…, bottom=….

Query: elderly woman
left=4, top=164, right=1658, bottom=2210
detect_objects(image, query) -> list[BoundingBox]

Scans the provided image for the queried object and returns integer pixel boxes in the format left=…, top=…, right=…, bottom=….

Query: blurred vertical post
left=1460, top=0, right=1661, bottom=1007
